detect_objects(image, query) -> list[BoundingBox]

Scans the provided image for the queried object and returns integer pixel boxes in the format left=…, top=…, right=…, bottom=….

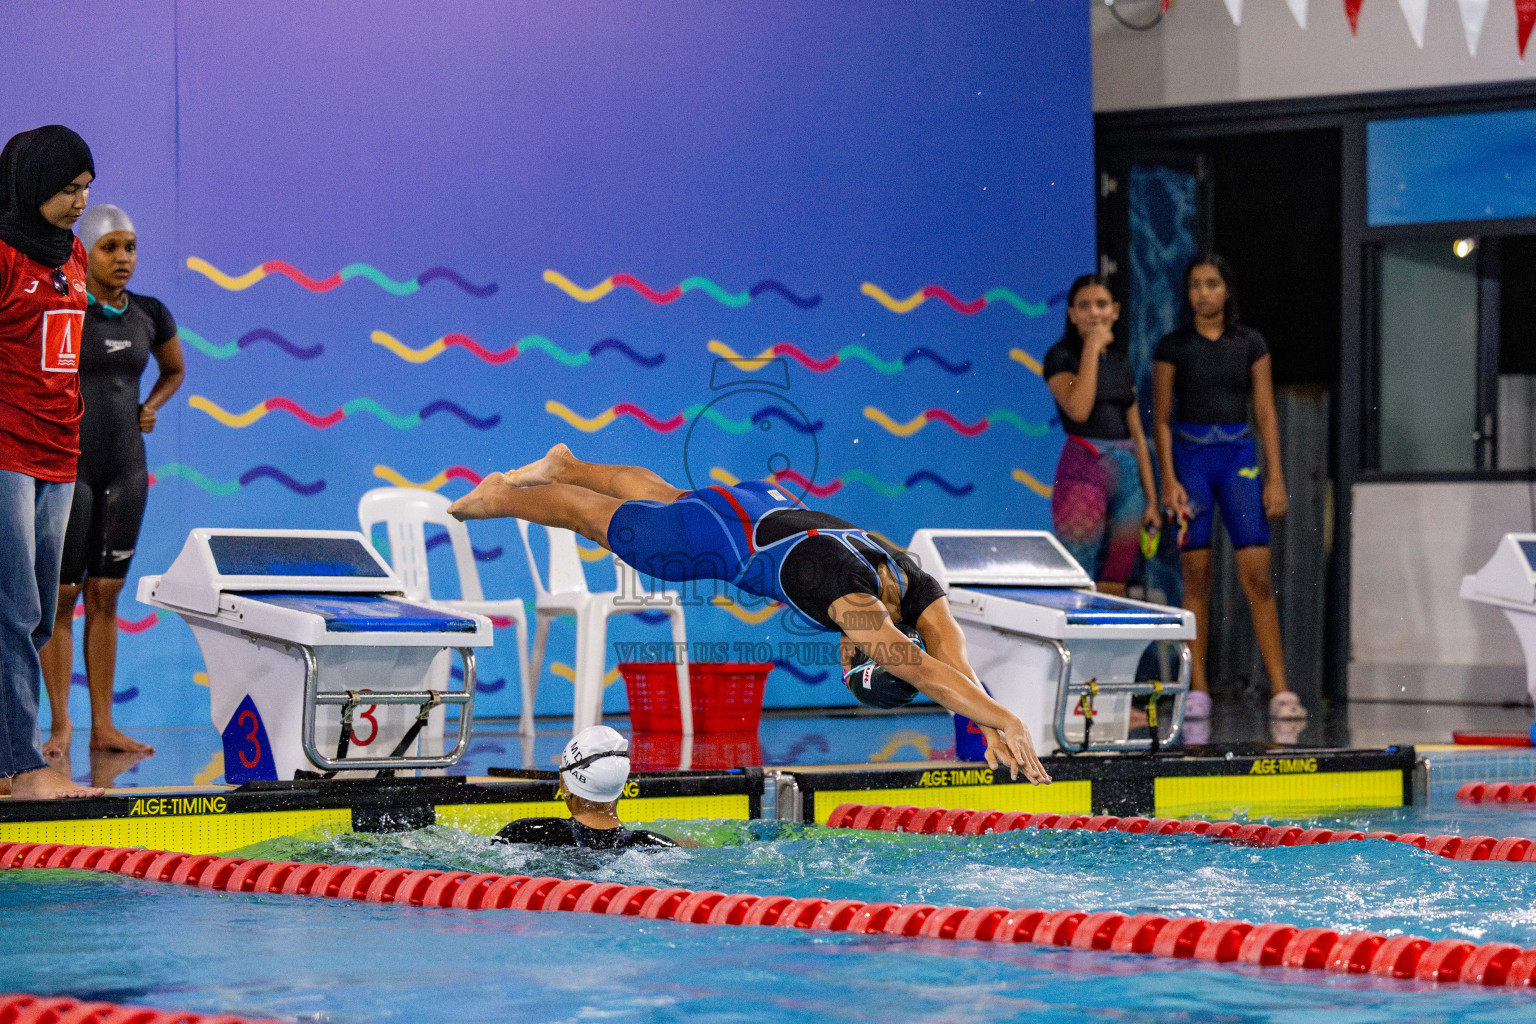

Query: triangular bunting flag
left=1521, top=0, right=1536, bottom=59
left=1345, top=0, right=1365, bottom=34
left=1397, top=0, right=1428, bottom=46
left=1286, top=0, right=1308, bottom=28
left=1222, top=0, right=1242, bottom=25
left=1456, top=0, right=1490, bottom=55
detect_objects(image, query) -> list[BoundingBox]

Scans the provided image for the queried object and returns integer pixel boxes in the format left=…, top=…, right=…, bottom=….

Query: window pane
left=1377, top=240, right=1477, bottom=472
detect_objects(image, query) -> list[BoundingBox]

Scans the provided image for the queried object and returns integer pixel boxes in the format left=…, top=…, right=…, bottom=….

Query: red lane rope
left=3, top=841, right=1536, bottom=990
left=822, top=802, right=1532, bottom=865
left=1458, top=782, right=1536, bottom=805
left=0, top=991, right=283, bottom=1023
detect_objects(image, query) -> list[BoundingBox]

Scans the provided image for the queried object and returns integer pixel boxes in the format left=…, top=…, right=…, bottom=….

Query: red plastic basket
left=630, top=731, right=764, bottom=770
left=619, top=662, right=771, bottom=733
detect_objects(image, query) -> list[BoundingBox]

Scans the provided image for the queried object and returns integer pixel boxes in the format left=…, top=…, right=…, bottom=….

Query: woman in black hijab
left=0, top=125, right=103, bottom=800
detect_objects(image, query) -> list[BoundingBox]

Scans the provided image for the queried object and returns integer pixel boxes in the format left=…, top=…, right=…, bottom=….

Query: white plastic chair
left=357, top=487, right=532, bottom=733
left=517, top=520, right=692, bottom=736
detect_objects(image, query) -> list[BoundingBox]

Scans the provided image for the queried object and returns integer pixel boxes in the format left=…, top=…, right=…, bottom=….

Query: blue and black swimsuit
left=605, top=480, right=945, bottom=633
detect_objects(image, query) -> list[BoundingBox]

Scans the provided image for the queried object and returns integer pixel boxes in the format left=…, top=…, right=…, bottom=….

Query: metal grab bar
left=1048, top=638, right=1191, bottom=754
left=299, top=645, right=477, bottom=772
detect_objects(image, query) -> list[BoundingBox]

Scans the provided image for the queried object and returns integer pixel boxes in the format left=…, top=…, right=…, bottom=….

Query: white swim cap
left=76, top=203, right=134, bottom=253
left=559, top=725, right=631, bottom=803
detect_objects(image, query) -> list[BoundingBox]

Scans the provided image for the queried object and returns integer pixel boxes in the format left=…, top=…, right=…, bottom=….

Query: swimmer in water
left=449, top=444, right=1052, bottom=785
left=492, top=726, right=679, bottom=849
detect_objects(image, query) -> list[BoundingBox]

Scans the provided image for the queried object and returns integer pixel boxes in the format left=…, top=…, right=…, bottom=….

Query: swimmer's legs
left=447, top=476, right=622, bottom=548
left=508, top=443, right=685, bottom=503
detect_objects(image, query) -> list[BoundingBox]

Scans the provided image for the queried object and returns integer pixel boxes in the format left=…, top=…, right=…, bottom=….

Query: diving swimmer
left=448, top=444, right=1052, bottom=785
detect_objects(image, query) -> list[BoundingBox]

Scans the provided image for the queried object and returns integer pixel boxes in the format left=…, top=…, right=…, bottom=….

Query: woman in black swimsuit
left=39, top=205, right=184, bottom=760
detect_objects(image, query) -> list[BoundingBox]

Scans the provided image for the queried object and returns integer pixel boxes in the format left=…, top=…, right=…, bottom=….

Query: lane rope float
left=4, top=841, right=1536, bottom=990
left=1457, top=782, right=1536, bottom=805
left=822, top=803, right=1532, bottom=864
left=0, top=991, right=283, bottom=1023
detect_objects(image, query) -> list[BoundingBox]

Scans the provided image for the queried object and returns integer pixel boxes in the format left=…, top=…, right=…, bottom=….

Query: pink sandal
left=1269, top=691, right=1308, bottom=720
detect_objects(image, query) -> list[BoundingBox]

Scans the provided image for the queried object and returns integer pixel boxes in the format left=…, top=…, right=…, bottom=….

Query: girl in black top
left=1151, top=253, right=1302, bottom=722
left=1042, top=274, right=1159, bottom=595
left=39, top=205, right=185, bottom=761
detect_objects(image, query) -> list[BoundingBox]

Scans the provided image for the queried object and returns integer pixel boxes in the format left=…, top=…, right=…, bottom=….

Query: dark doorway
left=1097, top=127, right=1344, bottom=723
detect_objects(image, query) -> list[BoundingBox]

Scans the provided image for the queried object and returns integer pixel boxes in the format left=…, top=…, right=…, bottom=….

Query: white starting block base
left=141, top=529, right=491, bottom=783
left=194, top=624, right=454, bottom=782
left=1462, top=533, right=1536, bottom=708
left=908, top=529, right=1195, bottom=756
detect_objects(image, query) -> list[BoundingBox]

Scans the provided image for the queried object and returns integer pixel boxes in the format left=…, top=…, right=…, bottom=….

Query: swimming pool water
left=9, top=804, right=1536, bottom=1022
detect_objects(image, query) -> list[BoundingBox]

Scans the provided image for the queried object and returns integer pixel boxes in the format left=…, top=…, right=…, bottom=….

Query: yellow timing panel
left=1154, top=770, right=1405, bottom=820
left=812, top=780, right=1090, bottom=825
left=0, top=808, right=351, bottom=855
left=438, top=794, right=752, bottom=836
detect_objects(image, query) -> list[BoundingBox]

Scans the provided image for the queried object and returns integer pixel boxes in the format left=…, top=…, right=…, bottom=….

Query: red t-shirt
left=0, top=238, right=87, bottom=481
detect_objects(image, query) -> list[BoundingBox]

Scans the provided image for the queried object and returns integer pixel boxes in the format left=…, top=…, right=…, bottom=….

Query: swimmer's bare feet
left=7, top=765, right=103, bottom=800
left=447, top=472, right=509, bottom=520
left=506, top=443, right=574, bottom=487
left=41, top=723, right=72, bottom=761
left=90, top=726, right=155, bottom=755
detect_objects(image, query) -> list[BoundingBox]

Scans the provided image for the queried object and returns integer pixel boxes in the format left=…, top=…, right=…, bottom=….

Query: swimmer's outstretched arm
left=913, top=600, right=1024, bottom=779
left=830, top=596, right=1052, bottom=786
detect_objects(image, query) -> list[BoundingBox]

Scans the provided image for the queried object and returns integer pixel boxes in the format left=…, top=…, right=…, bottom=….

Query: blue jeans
left=0, top=470, right=73, bottom=778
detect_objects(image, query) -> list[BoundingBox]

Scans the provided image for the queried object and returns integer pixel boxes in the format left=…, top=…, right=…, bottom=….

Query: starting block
left=139, top=529, right=492, bottom=782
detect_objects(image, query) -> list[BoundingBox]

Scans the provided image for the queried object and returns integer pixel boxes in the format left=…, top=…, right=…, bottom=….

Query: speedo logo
left=104, top=339, right=132, bottom=354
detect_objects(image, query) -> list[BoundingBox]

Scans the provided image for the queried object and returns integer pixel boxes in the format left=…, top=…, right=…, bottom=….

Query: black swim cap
left=842, top=625, right=925, bottom=710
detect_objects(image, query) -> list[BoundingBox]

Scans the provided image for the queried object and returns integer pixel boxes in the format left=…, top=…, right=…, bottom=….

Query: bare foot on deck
left=41, top=724, right=72, bottom=761
left=7, top=765, right=103, bottom=800
left=447, top=471, right=509, bottom=520
left=505, top=443, right=574, bottom=487
left=91, top=726, right=155, bottom=755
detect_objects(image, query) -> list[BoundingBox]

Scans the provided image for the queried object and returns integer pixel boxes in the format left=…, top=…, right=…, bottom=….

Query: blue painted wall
left=4, top=0, right=1094, bottom=725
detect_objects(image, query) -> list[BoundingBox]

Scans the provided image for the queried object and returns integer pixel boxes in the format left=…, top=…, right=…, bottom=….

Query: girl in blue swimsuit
left=1152, top=253, right=1304, bottom=723
left=448, top=443, right=1051, bottom=784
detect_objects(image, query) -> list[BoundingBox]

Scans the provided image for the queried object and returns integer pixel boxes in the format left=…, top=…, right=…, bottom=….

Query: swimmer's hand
left=984, top=718, right=1052, bottom=786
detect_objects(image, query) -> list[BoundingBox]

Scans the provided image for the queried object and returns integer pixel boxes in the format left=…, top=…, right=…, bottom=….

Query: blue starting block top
left=250, top=592, right=480, bottom=633
left=963, top=586, right=1185, bottom=626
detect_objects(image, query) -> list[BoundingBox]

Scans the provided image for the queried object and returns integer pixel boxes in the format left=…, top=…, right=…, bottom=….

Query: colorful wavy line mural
left=187, top=257, right=496, bottom=297
left=1009, top=348, right=1044, bottom=376
left=371, top=331, right=663, bottom=368
left=75, top=607, right=159, bottom=634
left=449, top=666, right=506, bottom=694
left=372, top=465, right=483, bottom=490
left=149, top=463, right=325, bottom=496
left=863, top=406, right=1049, bottom=438
left=711, top=595, right=781, bottom=625
left=423, top=531, right=502, bottom=563
left=860, top=281, right=1049, bottom=316
left=69, top=672, right=137, bottom=705
left=706, top=340, right=969, bottom=376
left=181, top=328, right=323, bottom=361
left=551, top=662, right=623, bottom=687
left=547, top=400, right=820, bottom=435
left=708, top=466, right=971, bottom=499
left=771, top=659, right=828, bottom=685
left=191, top=396, right=499, bottom=430
left=1011, top=468, right=1054, bottom=499
left=543, top=269, right=819, bottom=308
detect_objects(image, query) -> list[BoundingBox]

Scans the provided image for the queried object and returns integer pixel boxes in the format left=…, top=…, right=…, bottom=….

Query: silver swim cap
left=76, top=204, right=135, bottom=253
